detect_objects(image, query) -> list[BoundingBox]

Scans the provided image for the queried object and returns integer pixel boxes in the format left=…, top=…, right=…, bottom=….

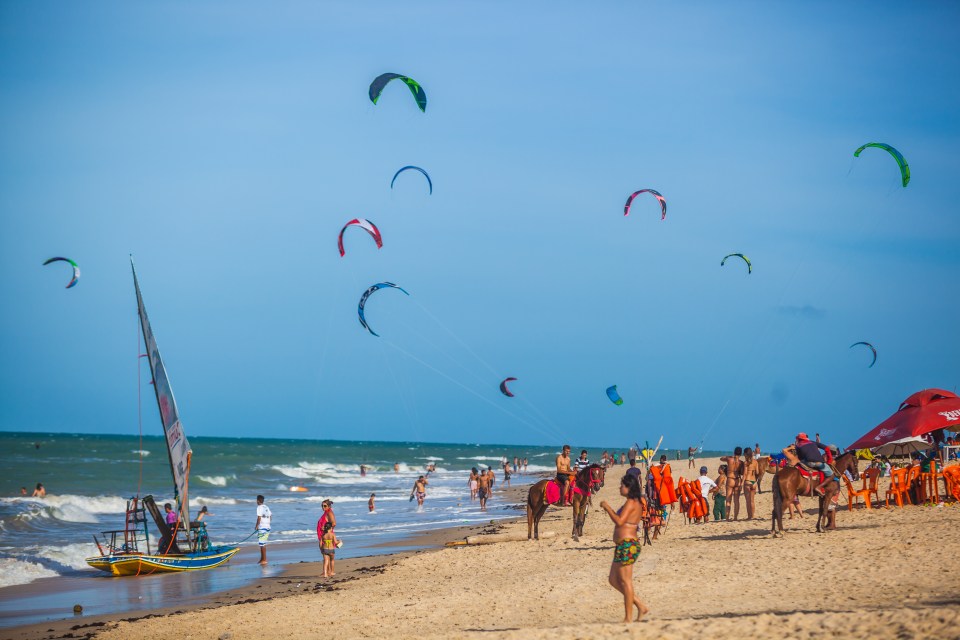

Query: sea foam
left=0, top=557, right=58, bottom=588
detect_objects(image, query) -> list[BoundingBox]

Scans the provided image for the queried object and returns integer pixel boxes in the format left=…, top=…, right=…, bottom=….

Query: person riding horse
left=786, top=432, right=834, bottom=496
left=556, top=445, right=575, bottom=506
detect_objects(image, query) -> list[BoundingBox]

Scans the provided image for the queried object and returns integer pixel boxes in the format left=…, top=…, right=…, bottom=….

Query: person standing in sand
left=687, top=446, right=697, bottom=469
left=320, top=522, right=337, bottom=577
left=556, top=445, right=573, bottom=506
left=697, top=466, right=717, bottom=523
left=600, top=474, right=649, bottom=623
left=720, top=446, right=744, bottom=520
left=477, top=470, right=491, bottom=511
left=254, top=495, right=271, bottom=565
left=742, top=446, right=760, bottom=519
left=712, top=465, right=727, bottom=521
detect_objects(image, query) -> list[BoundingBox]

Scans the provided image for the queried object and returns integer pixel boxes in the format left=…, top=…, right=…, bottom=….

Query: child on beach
left=320, top=522, right=337, bottom=577
left=368, top=493, right=376, bottom=512
left=599, top=474, right=649, bottom=623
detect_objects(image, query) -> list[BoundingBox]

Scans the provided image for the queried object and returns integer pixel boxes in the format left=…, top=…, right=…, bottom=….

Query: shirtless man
left=412, top=475, right=427, bottom=508
left=477, top=469, right=491, bottom=511
left=720, top=446, right=744, bottom=520
left=555, top=445, right=573, bottom=506
left=741, top=447, right=760, bottom=519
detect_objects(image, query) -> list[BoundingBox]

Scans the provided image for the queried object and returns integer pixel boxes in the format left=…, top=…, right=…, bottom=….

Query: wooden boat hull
left=85, top=545, right=239, bottom=576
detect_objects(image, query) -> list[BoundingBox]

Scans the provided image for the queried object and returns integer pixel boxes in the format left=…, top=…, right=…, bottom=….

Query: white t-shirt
left=256, top=504, right=272, bottom=530
left=698, top=475, right=717, bottom=500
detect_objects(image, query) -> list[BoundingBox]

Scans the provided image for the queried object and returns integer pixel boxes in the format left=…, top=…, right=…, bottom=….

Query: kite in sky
left=390, top=166, right=433, bottom=194
left=499, top=377, right=517, bottom=397
left=623, top=189, right=667, bottom=219
left=43, top=257, right=80, bottom=288
left=338, top=218, right=383, bottom=257
left=358, top=282, right=409, bottom=337
left=368, top=73, right=427, bottom=112
left=854, top=142, right=910, bottom=187
left=849, top=341, right=877, bottom=368
left=720, top=253, right=752, bottom=274
left=606, top=385, right=623, bottom=406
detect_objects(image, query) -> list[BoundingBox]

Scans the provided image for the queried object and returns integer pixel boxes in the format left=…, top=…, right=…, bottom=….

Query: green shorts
left=613, top=538, right=640, bottom=565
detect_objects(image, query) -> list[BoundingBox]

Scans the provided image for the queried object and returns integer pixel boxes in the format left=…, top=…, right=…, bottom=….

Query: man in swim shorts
left=412, top=476, right=427, bottom=507
left=556, top=445, right=573, bottom=506
left=477, top=470, right=491, bottom=511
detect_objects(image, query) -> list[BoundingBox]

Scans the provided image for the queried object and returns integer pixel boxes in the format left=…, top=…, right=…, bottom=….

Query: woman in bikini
left=720, top=446, right=744, bottom=521
left=600, top=474, right=649, bottom=623
left=742, top=446, right=759, bottom=519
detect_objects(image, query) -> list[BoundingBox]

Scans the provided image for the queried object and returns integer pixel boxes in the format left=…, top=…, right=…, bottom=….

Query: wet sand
left=9, top=459, right=960, bottom=640
left=4, top=481, right=533, bottom=640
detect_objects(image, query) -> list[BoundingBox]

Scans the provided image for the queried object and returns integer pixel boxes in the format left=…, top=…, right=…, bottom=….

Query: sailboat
left=86, top=259, right=238, bottom=576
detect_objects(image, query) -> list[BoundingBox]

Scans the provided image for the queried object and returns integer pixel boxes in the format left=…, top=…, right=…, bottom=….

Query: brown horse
left=527, top=464, right=605, bottom=540
left=771, top=451, right=859, bottom=536
left=756, top=456, right=772, bottom=493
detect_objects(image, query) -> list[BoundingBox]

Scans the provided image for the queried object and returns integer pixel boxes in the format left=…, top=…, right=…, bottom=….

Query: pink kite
left=624, top=189, right=667, bottom=219
left=338, top=219, right=383, bottom=257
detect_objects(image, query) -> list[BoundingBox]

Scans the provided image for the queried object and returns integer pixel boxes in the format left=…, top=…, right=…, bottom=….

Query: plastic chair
left=942, top=466, right=960, bottom=503
left=921, top=460, right=940, bottom=505
left=861, top=468, right=881, bottom=505
left=885, top=468, right=911, bottom=508
left=842, top=474, right=872, bottom=510
left=906, top=465, right=922, bottom=503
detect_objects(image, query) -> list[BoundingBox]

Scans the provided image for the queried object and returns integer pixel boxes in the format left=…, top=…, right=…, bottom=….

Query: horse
left=527, top=464, right=605, bottom=540
left=756, top=456, right=772, bottom=493
left=771, top=451, right=859, bottom=536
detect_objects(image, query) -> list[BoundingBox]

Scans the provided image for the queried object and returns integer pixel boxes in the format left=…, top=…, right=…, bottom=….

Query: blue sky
left=1, top=2, right=958, bottom=450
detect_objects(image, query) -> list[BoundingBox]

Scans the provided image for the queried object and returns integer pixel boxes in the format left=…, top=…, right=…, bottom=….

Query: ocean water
left=0, top=432, right=586, bottom=590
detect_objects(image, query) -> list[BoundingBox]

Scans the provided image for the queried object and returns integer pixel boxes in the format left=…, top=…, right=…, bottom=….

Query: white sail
left=131, top=259, right=192, bottom=524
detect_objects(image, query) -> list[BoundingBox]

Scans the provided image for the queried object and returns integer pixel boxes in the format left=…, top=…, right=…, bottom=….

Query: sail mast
left=131, top=257, right=192, bottom=525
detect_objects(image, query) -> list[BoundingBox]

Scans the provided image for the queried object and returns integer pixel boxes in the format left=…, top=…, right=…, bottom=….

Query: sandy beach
left=11, top=457, right=960, bottom=640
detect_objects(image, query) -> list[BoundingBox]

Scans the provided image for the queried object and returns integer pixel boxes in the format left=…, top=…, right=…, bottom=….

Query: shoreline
left=3, top=477, right=537, bottom=640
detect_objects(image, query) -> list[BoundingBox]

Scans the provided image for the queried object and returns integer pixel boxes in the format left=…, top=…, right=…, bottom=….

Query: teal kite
left=854, top=143, right=909, bottom=187
left=369, top=73, right=427, bottom=112
left=606, top=385, right=623, bottom=406
left=721, top=253, right=752, bottom=274
left=849, top=341, right=877, bottom=368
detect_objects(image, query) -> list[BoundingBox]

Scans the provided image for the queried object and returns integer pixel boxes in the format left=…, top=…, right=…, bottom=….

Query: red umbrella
left=848, top=388, right=960, bottom=450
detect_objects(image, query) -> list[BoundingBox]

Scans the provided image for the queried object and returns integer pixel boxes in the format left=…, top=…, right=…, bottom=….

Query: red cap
left=797, top=432, right=808, bottom=440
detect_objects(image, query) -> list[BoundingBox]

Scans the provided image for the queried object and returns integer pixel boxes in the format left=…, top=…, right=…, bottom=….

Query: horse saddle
left=791, top=463, right=825, bottom=496
left=544, top=479, right=584, bottom=505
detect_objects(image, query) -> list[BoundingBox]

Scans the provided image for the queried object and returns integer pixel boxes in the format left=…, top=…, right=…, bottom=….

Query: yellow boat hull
left=86, top=546, right=239, bottom=576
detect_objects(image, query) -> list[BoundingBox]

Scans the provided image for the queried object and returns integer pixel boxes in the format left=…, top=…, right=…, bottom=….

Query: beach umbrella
left=872, top=436, right=933, bottom=459
left=848, top=388, right=960, bottom=450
